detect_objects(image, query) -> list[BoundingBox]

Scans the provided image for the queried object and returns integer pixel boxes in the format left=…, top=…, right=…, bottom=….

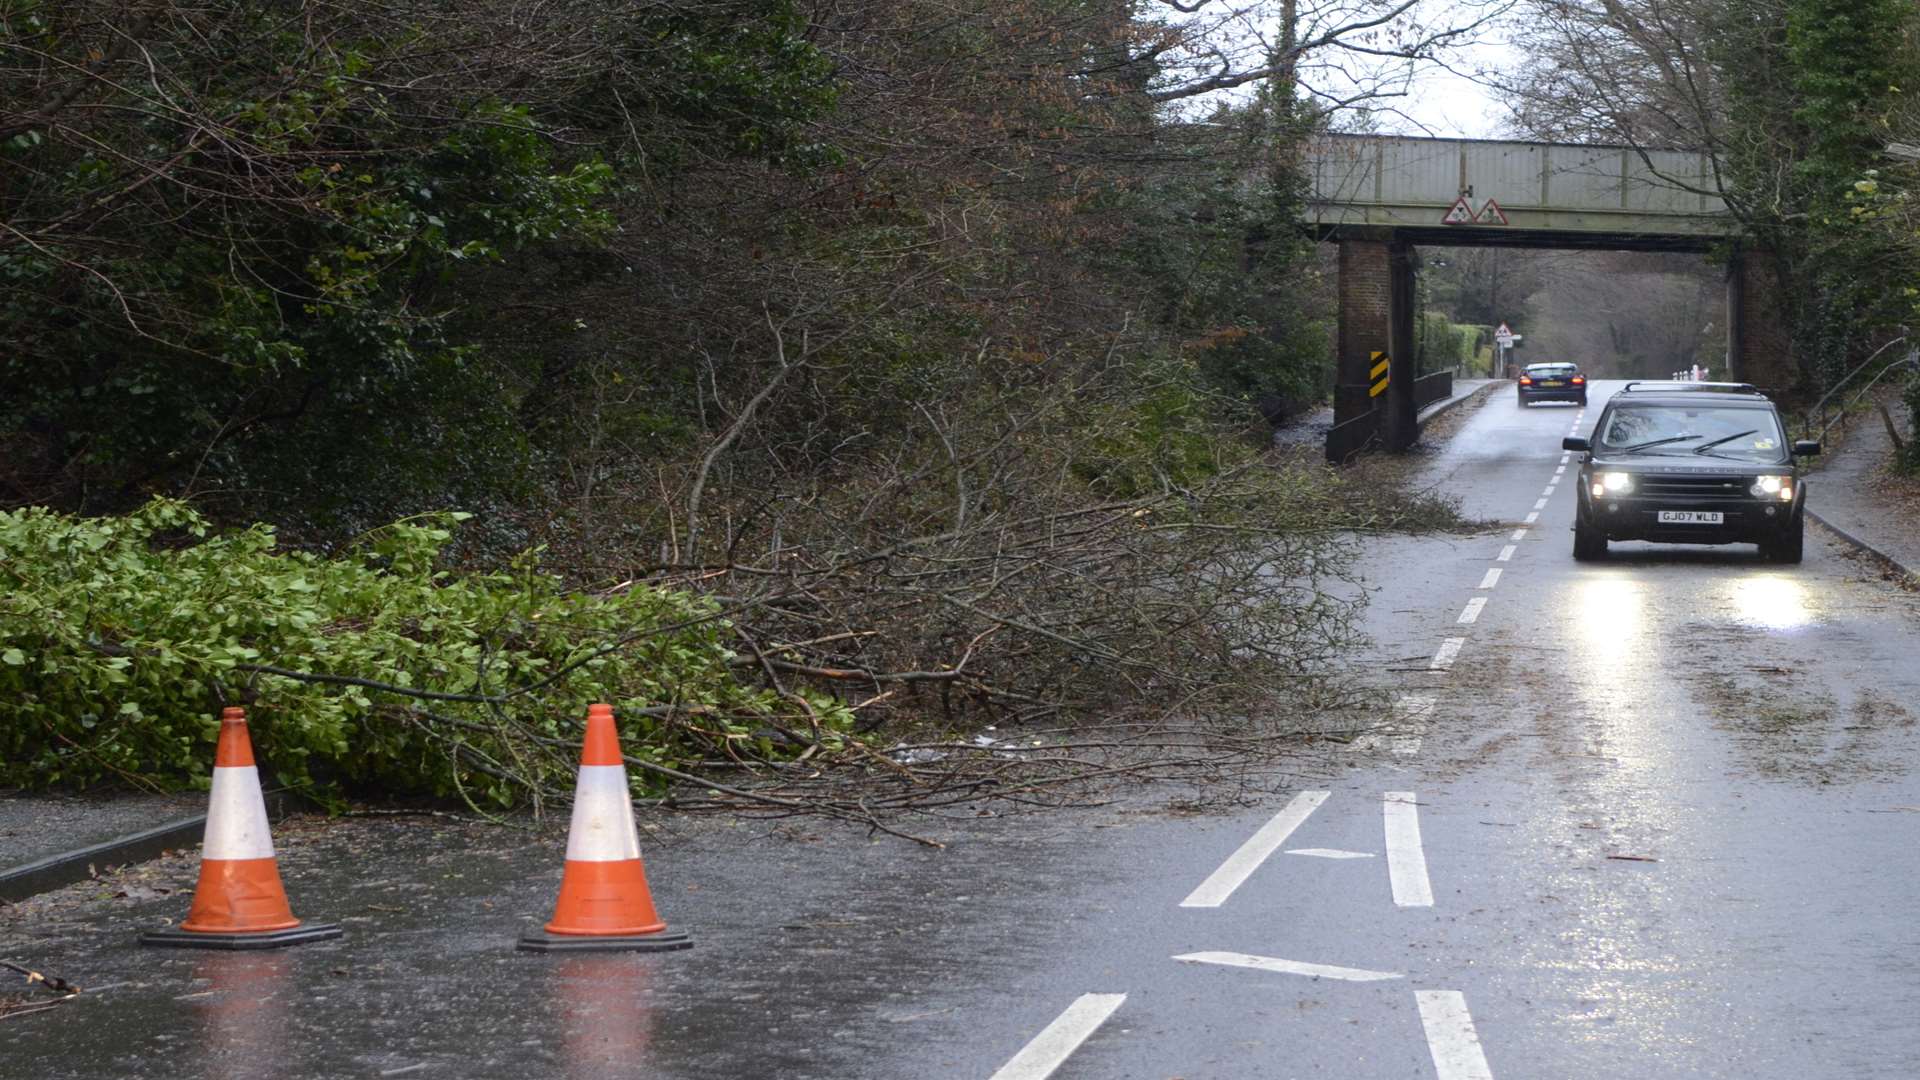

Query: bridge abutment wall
left=1727, top=249, right=1796, bottom=391
left=1335, top=240, right=1389, bottom=426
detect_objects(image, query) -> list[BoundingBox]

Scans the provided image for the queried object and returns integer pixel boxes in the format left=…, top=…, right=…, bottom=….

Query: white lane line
left=1384, top=792, right=1434, bottom=907
left=1532, top=498, right=1547, bottom=510
left=1180, top=791, right=1329, bottom=907
left=1392, top=692, right=1435, bottom=755
left=1287, top=848, right=1375, bottom=859
left=1540, top=486, right=1555, bottom=497
left=1176, top=952, right=1402, bottom=983
left=1510, top=528, right=1527, bottom=541
left=1416, top=991, right=1495, bottom=1080
left=1457, top=597, right=1486, bottom=624
left=1554, top=465, right=1566, bottom=476
left=1477, top=568, right=1502, bottom=589
left=1559, top=454, right=1570, bottom=464
left=990, top=993, right=1127, bottom=1080
left=1429, top=638, right=1464, bottom=670
left=1496, top=544, right=1516, bottom=562
left=1523, top=511, right=1539, bottom=524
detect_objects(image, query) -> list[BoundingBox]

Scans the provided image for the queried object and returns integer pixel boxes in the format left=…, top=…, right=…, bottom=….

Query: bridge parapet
left=1307, top=134, right=1733, bottom=247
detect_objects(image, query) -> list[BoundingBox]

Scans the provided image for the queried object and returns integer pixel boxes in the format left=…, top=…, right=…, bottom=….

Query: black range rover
left=1562, top=383, right=1821, bottom=563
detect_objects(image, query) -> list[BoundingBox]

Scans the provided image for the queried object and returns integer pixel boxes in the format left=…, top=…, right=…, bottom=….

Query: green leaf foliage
left=0, top=499, right=846, bottom=805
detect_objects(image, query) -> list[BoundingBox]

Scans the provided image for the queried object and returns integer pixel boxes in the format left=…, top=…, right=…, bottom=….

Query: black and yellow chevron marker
left=1369, top=351, right=1390, bottom=398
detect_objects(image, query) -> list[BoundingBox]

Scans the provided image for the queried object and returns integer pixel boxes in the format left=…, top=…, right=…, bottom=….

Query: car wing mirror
left=1562, top=436, right=1591, bottom=452
left=1792, top=439, right=1820, bottom=457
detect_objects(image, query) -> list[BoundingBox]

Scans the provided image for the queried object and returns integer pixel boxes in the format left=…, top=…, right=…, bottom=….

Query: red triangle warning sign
left=1441, top=196, right=1474, bottom=224
left=1473, top=198, right=1510, bottom=225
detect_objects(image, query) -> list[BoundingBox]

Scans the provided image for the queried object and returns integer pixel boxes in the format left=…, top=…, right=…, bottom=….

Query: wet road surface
left=7, top=381, right=1920, bottom=1079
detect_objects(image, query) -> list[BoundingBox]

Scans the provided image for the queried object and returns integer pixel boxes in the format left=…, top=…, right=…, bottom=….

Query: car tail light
left=1571, top=376, right=1585, bottom=384
left=1519, top=376, right=1532, bottom=385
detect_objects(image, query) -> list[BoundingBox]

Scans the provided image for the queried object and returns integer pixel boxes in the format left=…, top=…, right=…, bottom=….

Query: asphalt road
left=8, top=380, right=1920, bottom=1079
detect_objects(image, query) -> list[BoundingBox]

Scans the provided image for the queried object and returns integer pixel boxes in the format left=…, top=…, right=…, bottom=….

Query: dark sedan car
left=1563, top=382, right=1820, bottom=562
left=1517, top=363, right=1587, bottom=406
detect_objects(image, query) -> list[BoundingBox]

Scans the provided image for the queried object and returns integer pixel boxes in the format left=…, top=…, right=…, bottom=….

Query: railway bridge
left=1306, top=134, right=1784, bottom=458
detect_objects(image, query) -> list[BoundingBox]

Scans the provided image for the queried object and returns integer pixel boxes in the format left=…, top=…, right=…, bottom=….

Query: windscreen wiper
left=1619, top=434, right=1699, bottom=453
left=1692, top=430, right=1758, bottom=454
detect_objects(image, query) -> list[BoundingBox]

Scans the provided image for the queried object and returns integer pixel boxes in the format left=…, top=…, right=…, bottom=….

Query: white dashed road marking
left=1497, top=545, right=1516, bottom=562
left=1384, top=792, right=1434, bottom=907
left=1457, top=597, right=1486, bottom=624
left=1175, top=952, right=1402, bottom=983
left=1524, top=511, right=1539, bottom=524
left=990, top=994, right=1127, bottom=1080
left=1416, top=991, right=1496, bottom=1080
left=1540, top=486, right=1555, bottom=497
left=1286, top=848, right=1375, bottom=859
left=1532, top=498, right=1547, bottom=510
left=1510, top=528, right=1527, bottom=541
left=1430, top=638, right=1465, bottom=670
left=1478, top=568, right=1501, bottom=589
left=1180, top=791, right=1329, bottom=908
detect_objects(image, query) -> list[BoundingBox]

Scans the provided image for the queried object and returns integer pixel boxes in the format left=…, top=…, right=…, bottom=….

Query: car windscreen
left=1595, top=405, right=1788, bottom=461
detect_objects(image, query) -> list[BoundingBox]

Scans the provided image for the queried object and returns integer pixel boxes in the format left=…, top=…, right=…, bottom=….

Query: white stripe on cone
left=203, top=766, right=275, bottom=860
left=563, top=765, right=643, bottom=862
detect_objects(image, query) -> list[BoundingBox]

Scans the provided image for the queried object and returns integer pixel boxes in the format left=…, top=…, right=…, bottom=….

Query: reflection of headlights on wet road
left=1731, top=576, right=1813, bottom=630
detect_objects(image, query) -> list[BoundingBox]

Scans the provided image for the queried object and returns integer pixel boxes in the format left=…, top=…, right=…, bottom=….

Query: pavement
left=7, top=378, right=1920, bottom=1079
left=1801, top=388, right=1920, bottom=579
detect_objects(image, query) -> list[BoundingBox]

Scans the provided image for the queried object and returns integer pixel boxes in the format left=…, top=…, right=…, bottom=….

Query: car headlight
left=1750, top=475, right=1792, bottom=500
left=1600, top=472, right=1634, bottom=493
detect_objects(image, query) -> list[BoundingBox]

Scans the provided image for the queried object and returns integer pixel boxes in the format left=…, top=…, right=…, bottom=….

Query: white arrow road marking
left=1385, top=792, right=1434, bottom=907
left=989, top=994, right=1127, bottom=1080
left=1477, top=568, right=1502, bottom=589
left=1429, top=638, right=1464, bottom=671
left=1180, top=791, right=1330, bottom=908
left=1286, top=847, right=1375, bottom=859
left=1175, top=952, right=1402, bottom=982
left=1457, top=598, right=1486, bottom=624
left=1416, top=991, right=1496, bottom=1080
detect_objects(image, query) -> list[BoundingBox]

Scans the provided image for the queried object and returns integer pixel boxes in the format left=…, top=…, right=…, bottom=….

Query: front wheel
left=1763, top=515, right=1805, bottom=564
left=1573, top=516, right=1608, bottom=561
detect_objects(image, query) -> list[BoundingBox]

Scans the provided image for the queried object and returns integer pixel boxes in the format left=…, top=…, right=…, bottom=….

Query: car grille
left=1632, top=473, right=1751, bottom=502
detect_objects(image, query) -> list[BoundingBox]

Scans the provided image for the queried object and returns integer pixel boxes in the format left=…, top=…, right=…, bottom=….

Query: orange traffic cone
left=141, top=708, right=341, bottom=950
left=519, top=704, right=691, bottom=953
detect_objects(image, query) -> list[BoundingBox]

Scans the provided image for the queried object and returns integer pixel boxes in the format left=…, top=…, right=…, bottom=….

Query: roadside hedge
left=0, top=499, right=847, bottom=806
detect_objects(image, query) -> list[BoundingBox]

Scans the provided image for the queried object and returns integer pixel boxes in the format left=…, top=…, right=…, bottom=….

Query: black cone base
left=141, top=922, right=343, bottom=950
left=518, top=927, right=693, bottom=954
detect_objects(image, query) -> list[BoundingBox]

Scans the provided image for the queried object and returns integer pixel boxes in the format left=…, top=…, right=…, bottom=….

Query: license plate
left=1540, top=380, right=1564, bottom=387
left=1658, top=511, right=1724, bottom=524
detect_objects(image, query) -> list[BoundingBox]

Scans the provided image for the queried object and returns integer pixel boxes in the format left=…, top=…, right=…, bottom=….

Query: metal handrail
left=1801, top=336, right=1912, bottom=440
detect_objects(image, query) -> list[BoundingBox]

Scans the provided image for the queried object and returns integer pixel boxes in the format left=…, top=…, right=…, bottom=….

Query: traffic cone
left=141, top=708, right=341, bottom=950
left=519, top=704, right=691, bottom=953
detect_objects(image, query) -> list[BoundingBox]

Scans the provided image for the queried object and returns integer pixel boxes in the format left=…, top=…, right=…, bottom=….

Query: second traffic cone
left=141, top=708, right=341, bottom=950
left=519, top=704, right=691, bottom=953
